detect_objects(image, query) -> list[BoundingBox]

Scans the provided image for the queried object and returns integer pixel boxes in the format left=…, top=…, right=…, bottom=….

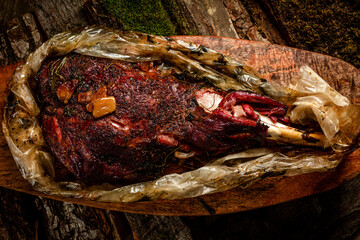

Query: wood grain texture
left=29, top=0, right=88, bottom=39
left=172, top=0, right=239, bottom=38
left=34, top=198, right=116, bottom=239
left=0, top=188, right=37, bottom=240
left=223, top=0, right=268, bottom=42
left=125, top=213, right=192, bottom=240
left=0, top=37, right=360, bottom=216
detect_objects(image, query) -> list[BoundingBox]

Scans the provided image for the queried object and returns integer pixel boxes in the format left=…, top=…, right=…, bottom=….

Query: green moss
left=277, top=0, right=360, bottom=68
left=160, top=0, right=199, bottom=35
left=100, top=0, right=177, bottom=36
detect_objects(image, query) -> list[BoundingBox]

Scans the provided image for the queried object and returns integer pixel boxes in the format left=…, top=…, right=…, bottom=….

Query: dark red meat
left=36, top=53, right=287, bottom=183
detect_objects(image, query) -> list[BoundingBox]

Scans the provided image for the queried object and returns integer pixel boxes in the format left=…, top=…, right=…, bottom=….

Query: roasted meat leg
left=36, top=54, right=324, bottom=183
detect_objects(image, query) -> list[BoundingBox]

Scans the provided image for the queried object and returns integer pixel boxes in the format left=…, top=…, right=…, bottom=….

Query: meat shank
left=36, top=53, right=314, bottom=183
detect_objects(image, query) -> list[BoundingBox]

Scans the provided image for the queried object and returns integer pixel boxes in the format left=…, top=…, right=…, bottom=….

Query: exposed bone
left=195, top=89, right=327, bottom=148
left=259, top=114, right=327, bottom=147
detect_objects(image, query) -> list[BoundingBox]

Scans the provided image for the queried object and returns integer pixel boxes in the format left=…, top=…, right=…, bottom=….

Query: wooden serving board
left=1, top=36, right=360, bottom=216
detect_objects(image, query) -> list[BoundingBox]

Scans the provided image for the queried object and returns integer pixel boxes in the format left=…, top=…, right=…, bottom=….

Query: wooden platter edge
left=0, top=36, right=359, bottom=216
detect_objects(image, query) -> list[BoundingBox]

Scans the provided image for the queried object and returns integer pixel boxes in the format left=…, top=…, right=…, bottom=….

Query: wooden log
left=0, top=186, right=136, bottom=240
left=170, top=0, right=239, bottom=38
left=125, top=213, right=192, bottom=239
left=223, top=0, right=269, bottom=42
left=235, top=0, right=291, bottom=45
left=84, top=0, right=239, bottom=37
left=0, top=33, right=16, bottom=67
left=29, top=0, right=88, bottom=39
left=5, top=13, right=42, bottom=60
left=34, top=198, right=118, bottom=239
left=21, top=13, right=43, bottom=47
left=0, top=13, right=42, bottom=67
left=83, top=0, right=124, bottom=30
left=0, top=188, right=37, bottom=240
left=0, top=0, right=31, bottom=28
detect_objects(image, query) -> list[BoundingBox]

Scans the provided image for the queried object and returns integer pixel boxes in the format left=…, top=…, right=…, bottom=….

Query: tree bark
left=125, top=213, right=192, bottom=240
left=0, top=188, right=37, bottom=240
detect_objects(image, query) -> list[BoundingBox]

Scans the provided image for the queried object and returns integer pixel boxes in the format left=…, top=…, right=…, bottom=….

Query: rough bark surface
left=0, top=188, right=37, bottom=240
left=0, top=13, right=43, bottom=67
left=29, top=0, right=88, bottom=39
left=83, top=0, right=123, bottom=29
left=0, top=0, right=31, bottom=28
left=125, top=213, right=192, bottom=240
left=0, top=33, right=16, bottom=67
left=35, top=198, right=113, bottom=240
left=223, top=0, right=269, bottom=42
left=173, top=0, right=239, bottom=38
left=0, top=0, right=360, bottom=239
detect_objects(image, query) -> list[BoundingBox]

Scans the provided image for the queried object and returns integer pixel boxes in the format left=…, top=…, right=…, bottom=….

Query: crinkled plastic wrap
left=3, top=26, right=360, bottom=202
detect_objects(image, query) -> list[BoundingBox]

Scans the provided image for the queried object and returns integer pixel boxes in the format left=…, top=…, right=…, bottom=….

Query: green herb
left=63, top=106, right=77, bottom=117
left=158, top=145, right=181, bottom=168
left=48, top=56, right=68, bottom=93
